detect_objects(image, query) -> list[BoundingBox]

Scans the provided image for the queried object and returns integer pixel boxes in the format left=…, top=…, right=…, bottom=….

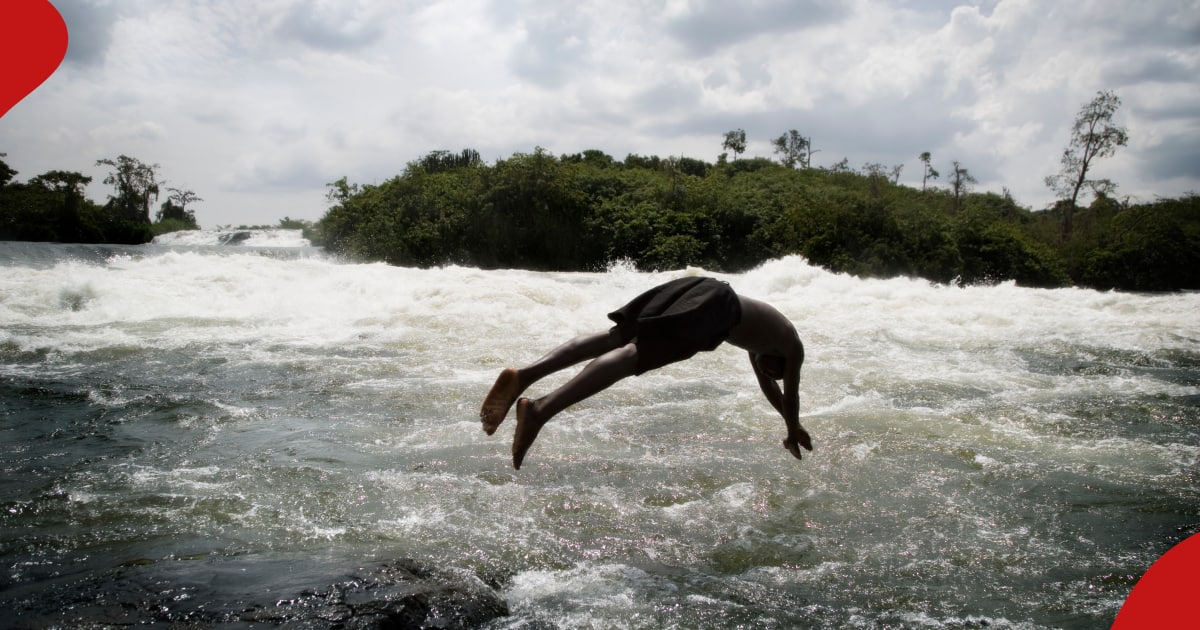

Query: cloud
left=222, top=152, right=325, bottom=192
left=88, top=120, right=168, bottom=145
left=274, top=0, right=390, bottom=51
left=1107, top=0, right=1200, bottom=50
left=1137, top=132, right=1200, bottom=182
left=509, top=9, right=591, bottom=87
left=634, top=80, right=705, bottom=114
left=665, top=0, right=848, bottom=56
left=54, top=0, right=120, bottom=67
left=1105, top=54, right=1198, bottom=87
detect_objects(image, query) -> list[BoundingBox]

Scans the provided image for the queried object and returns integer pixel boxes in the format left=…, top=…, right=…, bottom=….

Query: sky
left=1, top=0, right=1198, bottom=229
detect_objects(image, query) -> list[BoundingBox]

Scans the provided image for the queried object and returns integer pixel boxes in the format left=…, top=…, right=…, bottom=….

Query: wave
left=152, top=228, right=312, bottom=248
left=0, top=241, right=145, bottom=269
left=0, top=231, right=324, bottom=272
left=3, top=246, right=1197, bottom=355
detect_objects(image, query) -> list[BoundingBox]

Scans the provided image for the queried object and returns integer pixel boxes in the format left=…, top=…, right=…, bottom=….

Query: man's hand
left=782, top=427, right=813, bottom=460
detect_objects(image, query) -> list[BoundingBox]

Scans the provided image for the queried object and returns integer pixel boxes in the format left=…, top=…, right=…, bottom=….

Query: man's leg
left=512, top=342, right=639, bottom=469
left=519, top=328, right=627, bottom=387
left=480, top=328, right=626, bottom=434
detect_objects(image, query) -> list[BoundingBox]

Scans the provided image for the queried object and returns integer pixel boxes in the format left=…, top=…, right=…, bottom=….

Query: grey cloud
left=1138, top=132, right=1200, bottom=182
left=226, top=155, right=326, bottom=192
left=703, top=55, right=772, bottom=92
left=1105, top=55, right=1198, bottom=86
left=892, top=0, right=997, bottom=15
left=510, top=12, right=590, bottom=88
left=789, top=93, right=980, bottom=174
left=634, top=81, right=704, bottom=113
left=1134, top=99, right=1200, bottom=123
left=666, top=0, right=848, bottom=56
left=640, top=87, right=984, bottom=179
left=1108, top=1, right=1200, bottom=50
left=54, top=0, right=120, bottom=67
left=276, top=1, right=387, bottom=51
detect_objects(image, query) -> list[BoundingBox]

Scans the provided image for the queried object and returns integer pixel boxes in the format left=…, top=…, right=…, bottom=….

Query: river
left=1, top=231, right=1196, bottom=628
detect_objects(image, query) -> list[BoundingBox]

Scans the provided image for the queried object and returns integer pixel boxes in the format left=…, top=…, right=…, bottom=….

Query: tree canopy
left=309, top=146, right=1197, bottom=291
left=1045, top=90, right=1129, bottom=239
left=0, top=153, right=199, bottom=243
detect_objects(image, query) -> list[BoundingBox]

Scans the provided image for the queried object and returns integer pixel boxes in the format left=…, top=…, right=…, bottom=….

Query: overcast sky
left=2, top=0, right=1197, bottom=228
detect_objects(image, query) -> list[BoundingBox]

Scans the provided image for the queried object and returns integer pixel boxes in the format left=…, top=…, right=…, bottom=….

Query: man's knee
left=610, top=342, right=640, bottom=372
left=607, top=325, right=633, bottom=346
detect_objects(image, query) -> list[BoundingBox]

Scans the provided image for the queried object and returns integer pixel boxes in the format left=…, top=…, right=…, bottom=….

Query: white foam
left=506, top=563, right=652, bottom=624
left=3, top=252, right=1196, bottom=440
left=152, top=228, right=312, bottom=248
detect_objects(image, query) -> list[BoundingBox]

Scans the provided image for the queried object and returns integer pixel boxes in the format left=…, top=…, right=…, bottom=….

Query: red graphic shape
left=0, top=0, right=69, bottom=119
left=1112, top=532, right=1200, bottom=628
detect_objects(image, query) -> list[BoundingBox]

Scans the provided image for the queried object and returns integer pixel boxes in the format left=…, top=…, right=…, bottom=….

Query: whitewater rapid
left=151, top=227, right=313, bottom=248
left=0, top=235, right=1196, bottom=628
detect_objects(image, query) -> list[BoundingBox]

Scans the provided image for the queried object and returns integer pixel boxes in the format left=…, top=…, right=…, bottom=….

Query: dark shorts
left=607, top=277, right=742, bottom=374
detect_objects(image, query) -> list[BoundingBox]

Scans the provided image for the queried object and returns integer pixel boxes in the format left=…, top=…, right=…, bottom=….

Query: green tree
left=1081, top=194, right=1200, bottom=290
left=0, top=167, right=104, bottom=242
left=309, top=144, right=1196, bottom=291
left=308, top=177, right=361, bottom=251
left=562, top=149, right=617, bottom=169
left=157, top=187, right=201, bottom=223
left=36, top=170, right=103, bottom=241
left=955, top=193, right=1068, bottom=287
left=29, top=170, right=91, bottom=196
left=772, top=130, right=813, bottom=169
left=949, top=160, right=976, bottom=213
left=97, top=155, right=161, bottom=224
left=919, top=151, right=939, bottom=191
left=1044, top=90, right=1128, bottom=238
left=94, top=155, right=160, bottom=243
left=154, top=186, right=202, bottom=233
left=417, top=148, right=483, bottom=173
left=722, top=128, right=747, bottom=159
left=480, top=147, right=594, bottom=269
left=0, top=153, right=16, bottom=186
left=278, top=216, right=311, bottom=230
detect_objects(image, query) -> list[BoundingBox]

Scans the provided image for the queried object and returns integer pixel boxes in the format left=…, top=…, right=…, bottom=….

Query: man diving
left=480, top=276, right=811, bottom=470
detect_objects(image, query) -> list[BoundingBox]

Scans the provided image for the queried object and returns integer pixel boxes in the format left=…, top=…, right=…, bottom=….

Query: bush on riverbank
left=0, top=155, right=198, bottom=245
left=312, top=148, right=1199, bottom=291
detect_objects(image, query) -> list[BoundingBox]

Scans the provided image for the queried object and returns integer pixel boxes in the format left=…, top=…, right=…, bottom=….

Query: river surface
left=1, top=232, right=1197, bottom=628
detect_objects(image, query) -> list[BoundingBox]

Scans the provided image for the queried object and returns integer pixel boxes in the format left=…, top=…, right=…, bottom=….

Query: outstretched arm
left=750, top=353, right=785, bottom=415
left=727, top=296, right=812, bottom=460
left=749, top=349, right=811, bottom=460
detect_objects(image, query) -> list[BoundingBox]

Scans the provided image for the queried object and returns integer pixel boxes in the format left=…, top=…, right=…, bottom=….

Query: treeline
left=0, top=154, right=200, bottom=244
left=311, top=147, right=1199, bottom=291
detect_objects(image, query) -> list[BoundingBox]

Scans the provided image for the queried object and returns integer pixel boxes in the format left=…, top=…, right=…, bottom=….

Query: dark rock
left=2, top=553, right=508, bottom=629
left=219, top=230, right=253, bottom=245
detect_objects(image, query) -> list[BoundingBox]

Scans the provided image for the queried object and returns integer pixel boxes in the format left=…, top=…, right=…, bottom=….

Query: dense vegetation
left=311, top=147, right=1199, bottom=291
left=0, top=154, right=199, bottom=244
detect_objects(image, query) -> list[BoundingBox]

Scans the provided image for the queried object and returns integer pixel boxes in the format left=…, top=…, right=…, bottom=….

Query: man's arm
left=779, top=346, right=811, bottom=459
left=749, top=350, right=812, bottom=460
left=750, top=353, right=785, bottom=415
left=726, top=296, right=812, bottom=460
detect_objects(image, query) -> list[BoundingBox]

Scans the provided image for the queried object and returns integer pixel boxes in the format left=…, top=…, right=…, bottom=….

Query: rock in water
left=3, top=554, right=509, bottom=629
left=218, top=230, right=253, bottom=245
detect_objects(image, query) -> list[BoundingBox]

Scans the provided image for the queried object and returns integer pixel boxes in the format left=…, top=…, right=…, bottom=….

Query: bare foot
left=512, top=398, right=545, bottom=470
left=480, top=368, right=521, bottom=435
